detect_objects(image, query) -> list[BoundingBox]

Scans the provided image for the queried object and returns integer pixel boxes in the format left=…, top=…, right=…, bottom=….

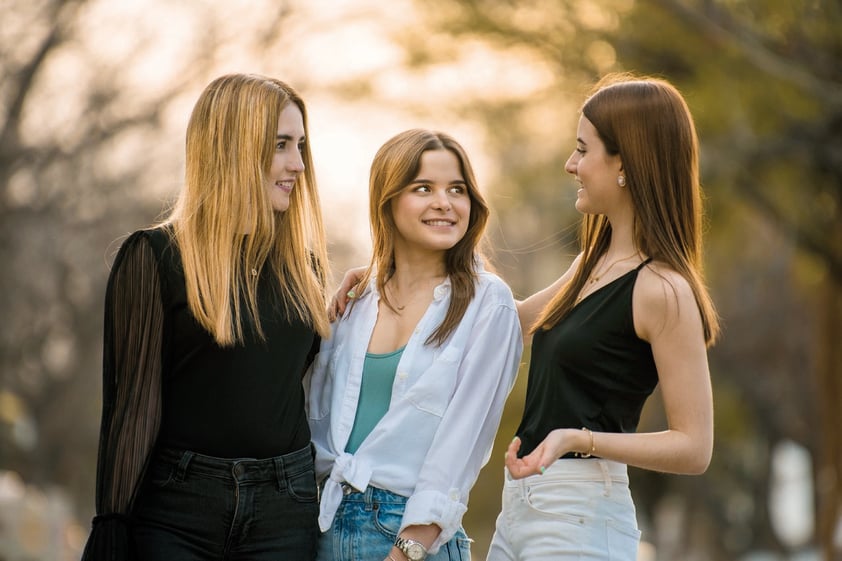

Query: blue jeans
left=132, top=445, right=319, bottom=560
left=487, top=459, right=640, bottom=561
left=317, top=485, right=471, bottom=561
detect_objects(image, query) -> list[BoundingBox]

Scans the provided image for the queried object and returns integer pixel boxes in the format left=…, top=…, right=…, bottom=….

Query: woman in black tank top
left=487, top=74, right=721, bottom=561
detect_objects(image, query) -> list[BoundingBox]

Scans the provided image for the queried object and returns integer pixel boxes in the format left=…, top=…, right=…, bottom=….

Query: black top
left=82, top=227, right=319, bottom=560
left=516, top=260, right=658, bottom=458
left=150, top=228, right=316, bottom=458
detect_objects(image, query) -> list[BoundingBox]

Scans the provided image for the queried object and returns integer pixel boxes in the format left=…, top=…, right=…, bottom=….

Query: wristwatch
left=394, top=536, right=428, bottom=561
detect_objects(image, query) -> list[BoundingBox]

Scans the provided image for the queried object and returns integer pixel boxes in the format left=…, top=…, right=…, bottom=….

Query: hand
left=504, top=430, right=579, bottom=479
left=328, top=265, right=367, bottom=321
left=385, top=549, right=404, bottom=561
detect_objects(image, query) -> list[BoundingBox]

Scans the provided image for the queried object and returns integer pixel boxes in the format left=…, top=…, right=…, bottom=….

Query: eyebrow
left=409, top=179, right=467, bottom=185
left=276, top=134, right=306, bottom=142
left=576, top=137, right=587, bottom=145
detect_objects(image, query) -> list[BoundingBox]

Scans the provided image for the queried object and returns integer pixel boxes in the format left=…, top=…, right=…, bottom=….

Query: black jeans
left=132, top=445, right=319, bottom=560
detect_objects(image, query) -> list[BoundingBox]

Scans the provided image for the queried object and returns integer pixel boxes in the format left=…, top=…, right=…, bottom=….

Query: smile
left=275, top=180, right=294, bottom=193
left=423, top=219, right=456, bottom=227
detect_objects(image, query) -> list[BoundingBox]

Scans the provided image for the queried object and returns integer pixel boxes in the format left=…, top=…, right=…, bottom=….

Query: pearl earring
left=617, top=175, right=626, bottom=187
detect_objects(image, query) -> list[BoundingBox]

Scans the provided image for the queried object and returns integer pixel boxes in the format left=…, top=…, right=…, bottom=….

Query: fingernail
left=346, top=290, right=356, bottom=299
left=539, top=466, right=546, bottom=475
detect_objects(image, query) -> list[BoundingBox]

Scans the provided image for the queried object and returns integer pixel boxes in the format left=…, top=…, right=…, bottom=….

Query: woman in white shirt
left=305, top=129, right=523, bottom=561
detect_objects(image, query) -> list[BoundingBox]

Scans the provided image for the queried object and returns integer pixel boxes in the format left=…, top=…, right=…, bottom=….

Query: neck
left=602, top=210, right=638, bottom=257
left=388, top=248, right=447, bottom=290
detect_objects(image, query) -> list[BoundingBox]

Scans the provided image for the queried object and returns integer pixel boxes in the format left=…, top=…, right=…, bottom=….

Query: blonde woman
left=82, top=74, right=330, bottom=560
left=306, top=129, right=522, bottom=561
left=489, top=74, right=720, bottom=560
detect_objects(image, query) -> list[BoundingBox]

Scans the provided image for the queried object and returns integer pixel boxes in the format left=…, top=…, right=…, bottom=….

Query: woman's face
left=565, top=116, right=624, bottom=216
left=391, top=149, right=471, bottom=257
left=265, top=103, right=306, bottom=212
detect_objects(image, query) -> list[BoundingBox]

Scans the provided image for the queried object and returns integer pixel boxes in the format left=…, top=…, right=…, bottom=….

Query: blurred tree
left=394, top=0, right=841, bottom=558
left=0, top=0, right=299, bottom=541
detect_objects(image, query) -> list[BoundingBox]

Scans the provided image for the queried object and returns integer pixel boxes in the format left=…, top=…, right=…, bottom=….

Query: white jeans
left=487, top=459, right=640, bottom=561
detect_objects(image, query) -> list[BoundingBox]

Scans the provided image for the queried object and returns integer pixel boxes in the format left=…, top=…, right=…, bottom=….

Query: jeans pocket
left=286, top=467, right=318, bottom=503
left=373, top=501, right=403, bottom=539
left=524, top=483, right=589, bottom=526
left=147, top=461, right=176, bottom=489
left=606, top=519, right=641, bottom=561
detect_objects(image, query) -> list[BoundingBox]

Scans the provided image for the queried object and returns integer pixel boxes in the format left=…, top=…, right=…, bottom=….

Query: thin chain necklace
left=587, top=251, right=640, bottom=284
left=576, top=251, right=640, bottom=304
left=387, top=275, right=446, bottom=311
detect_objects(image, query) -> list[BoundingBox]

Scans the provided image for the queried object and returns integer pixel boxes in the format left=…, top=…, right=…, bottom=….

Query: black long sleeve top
left=82, top=227, right=319, bottom=560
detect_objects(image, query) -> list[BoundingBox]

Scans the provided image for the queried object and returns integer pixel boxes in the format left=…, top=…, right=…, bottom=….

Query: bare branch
left=647, top=0, right=842, bottom=108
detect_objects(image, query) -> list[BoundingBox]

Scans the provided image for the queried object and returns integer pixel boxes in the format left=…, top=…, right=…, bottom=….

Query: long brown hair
left=165, top=73, right=330, bottom=345
left=353, top=129, right=490, bottom=346
left=535, top=73, right=720, bottom=345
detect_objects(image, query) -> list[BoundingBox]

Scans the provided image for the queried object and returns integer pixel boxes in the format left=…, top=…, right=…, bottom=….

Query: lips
left=423, top=219, right=456, bottom=227
left=275, top=180, right=294, bottom=193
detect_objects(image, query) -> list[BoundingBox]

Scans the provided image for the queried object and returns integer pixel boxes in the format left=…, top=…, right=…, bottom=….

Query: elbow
left=684, top=455, right=711, bottom=475
left=683, top=439, right=713, bottom=475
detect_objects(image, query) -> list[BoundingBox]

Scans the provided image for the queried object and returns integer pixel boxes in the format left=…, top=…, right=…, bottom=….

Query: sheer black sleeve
left=82, top=231, right=165, bottom=560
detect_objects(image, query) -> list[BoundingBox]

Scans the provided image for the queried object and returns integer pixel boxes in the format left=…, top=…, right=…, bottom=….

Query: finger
left=506, top=436, right=521, bottom=457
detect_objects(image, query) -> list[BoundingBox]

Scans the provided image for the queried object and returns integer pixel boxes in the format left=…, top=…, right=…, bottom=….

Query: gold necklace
left=587, top=251, right=640, bottom=284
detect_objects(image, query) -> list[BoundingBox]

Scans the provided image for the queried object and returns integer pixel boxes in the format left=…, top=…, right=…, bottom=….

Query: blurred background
left=1, top=0, right=840, bottom=559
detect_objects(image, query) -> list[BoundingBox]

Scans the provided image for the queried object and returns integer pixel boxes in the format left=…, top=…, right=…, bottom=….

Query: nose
left=431, top=189, right=452, bottom=210
left=564, top=152, right=577, bottom=175
left=287, top=150, right=305, bottom=173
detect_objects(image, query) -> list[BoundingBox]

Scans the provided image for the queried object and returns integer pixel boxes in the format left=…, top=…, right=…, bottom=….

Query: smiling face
left=564, top=115, right=624, bottom=216
left=265, top=103, right=306, bottom=212
left=391, top=149, right=471, bottom=257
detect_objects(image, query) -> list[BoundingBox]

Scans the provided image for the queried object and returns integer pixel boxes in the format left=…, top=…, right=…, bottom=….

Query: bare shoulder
left=634, top=260, right=699, bottom=340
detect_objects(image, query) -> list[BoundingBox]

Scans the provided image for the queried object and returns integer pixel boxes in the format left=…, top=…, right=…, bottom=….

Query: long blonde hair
left=354, top=129, right=490, bottom=346
left=535, top=73, right=720, bottom=346
left=165, top=73, right=330, bottom=345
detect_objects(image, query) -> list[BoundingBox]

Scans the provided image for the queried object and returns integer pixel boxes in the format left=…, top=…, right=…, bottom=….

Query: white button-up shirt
left=305, top=269, right=523, bottom=552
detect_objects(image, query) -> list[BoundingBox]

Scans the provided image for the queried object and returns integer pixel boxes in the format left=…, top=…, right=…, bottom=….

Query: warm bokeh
left=1, top=1, right=840, bottom=559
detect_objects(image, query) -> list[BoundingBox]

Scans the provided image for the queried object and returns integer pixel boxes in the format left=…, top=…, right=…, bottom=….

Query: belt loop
left=597, top=459, right=612, bottom=496
left=364, top=486, right=375, bottom=512
left=274, top=456, right=286, bottom=492
left=175, top=451, right=194, bottom=483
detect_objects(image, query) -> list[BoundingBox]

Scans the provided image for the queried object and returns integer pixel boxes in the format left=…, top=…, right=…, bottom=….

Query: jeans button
left=233, top=463, right=245, bottom=478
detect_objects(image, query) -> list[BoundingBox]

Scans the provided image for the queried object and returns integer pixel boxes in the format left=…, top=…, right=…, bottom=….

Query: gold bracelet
left=580, top=427, right=595, bottom=458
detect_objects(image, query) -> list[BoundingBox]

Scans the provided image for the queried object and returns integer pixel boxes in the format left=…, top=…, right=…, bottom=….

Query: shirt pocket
left=403, top=344, right=461, bottom=417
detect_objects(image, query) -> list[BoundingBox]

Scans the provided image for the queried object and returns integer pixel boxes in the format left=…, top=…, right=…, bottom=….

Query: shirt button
left=398, top=371, right=408, bottom=380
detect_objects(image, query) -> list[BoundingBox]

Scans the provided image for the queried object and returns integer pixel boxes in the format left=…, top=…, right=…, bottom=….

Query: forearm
left=591, top=428, right=712, bottom=475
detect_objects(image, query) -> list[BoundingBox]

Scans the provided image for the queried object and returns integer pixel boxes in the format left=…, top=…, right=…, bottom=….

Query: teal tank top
left=345, top=346, right=404, bottom=453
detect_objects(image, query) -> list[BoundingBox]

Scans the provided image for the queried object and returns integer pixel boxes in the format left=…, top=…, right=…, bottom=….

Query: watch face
left=407, top=543, right=425, bottom=560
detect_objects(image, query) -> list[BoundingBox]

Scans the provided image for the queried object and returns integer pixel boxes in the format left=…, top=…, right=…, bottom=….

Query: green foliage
left=402, top=0, right=842, bottom=558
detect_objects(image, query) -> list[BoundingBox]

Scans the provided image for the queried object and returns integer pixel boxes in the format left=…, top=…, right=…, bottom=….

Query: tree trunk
left=815, top=229, right=842, bottom=559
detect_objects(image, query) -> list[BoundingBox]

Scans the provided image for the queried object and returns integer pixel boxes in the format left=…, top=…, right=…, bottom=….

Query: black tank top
left=516, top=259, right=658, bottom=458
